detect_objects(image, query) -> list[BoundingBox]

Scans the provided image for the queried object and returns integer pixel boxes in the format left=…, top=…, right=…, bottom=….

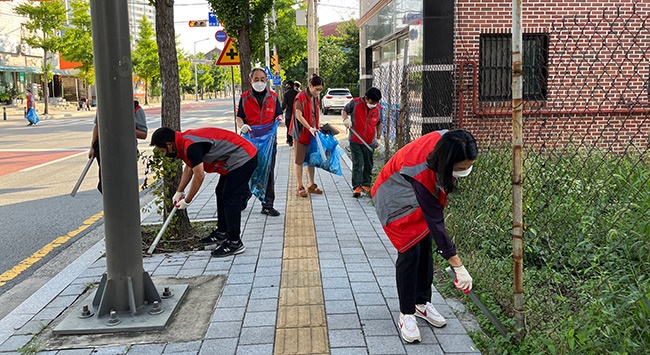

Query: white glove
left=240, top=124, right=251, bottom=133
left=452, top=265, right=473, bottom=293
left=343, top=118, right=351, bottom=129
left=172, top=191, right=184, bottom=204
left=308, top=127, right=317, bottom=136
left=174, top=198, right=190, bottom=210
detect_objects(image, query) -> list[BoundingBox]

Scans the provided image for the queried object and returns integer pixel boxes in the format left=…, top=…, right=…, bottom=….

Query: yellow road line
left=0, top=212, right=104, bottom=287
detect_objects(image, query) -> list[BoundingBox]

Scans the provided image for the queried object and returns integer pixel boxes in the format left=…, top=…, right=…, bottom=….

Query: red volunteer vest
left=349, top=97, right=381, bottom=145
left=371, top=131, right=448, bottom=252
left=174, top=128, right=257, bottom=175
left=240, top=89, right=278, bottom=126
left=289, top=91, right=320, bottom=145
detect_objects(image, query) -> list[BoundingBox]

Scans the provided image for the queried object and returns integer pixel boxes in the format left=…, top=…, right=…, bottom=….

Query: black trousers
left=350, top=143, right=374, bottom=188
left=285, top=115, right=293, bottom=143
left=262, top=143, right=277, bottom=209
left=215, top=157, right=256, bottom=241
left=92, top=140, right=103, bottom=193
left=396, top=233, right=433, bottom=314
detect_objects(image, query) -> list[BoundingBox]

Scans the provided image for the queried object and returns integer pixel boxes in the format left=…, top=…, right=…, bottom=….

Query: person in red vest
left=289, top=74, right=325, bottom=197
left=236, top=68, right=284, bottom=217
left=342, top=87, right=382, bottom=197
left=88, top=100, right=147, bottom=193
left=25, top=89, right=36, bottom=126
left=371, top=129, right=477, bottom=343
left=150, top=126, right=258, bottom=258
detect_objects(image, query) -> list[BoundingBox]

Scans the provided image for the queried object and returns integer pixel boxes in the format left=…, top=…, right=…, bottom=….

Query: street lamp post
left=193, top=38, right=211, bottom=102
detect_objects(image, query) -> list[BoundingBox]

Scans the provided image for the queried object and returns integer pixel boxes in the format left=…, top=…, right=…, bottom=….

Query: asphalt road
left=0, top=97, right=342, bottom=318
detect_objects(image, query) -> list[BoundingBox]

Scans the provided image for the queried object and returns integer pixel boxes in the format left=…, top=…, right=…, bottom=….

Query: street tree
left=153, top=0, right=191, bottom=235
left=319, top=20, right=360, bottom=96
left=266, top=0, right=307, bottom=81
left=14, top=0, right=66, bottom=115
left=206, top=0, right=274, bottom=91
left=177, top=49, right=193, bottom=94
left=132, top=15, right=159, bottom=105
left=60, top=0, right=94, bottom=103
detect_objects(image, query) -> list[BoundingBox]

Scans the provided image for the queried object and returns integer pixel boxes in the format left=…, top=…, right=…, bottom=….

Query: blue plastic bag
left=304, top=131, right=342, bottom=176
left=26, top=108, right=39, bottom=124
left=242, top=121, right=280, bottom=202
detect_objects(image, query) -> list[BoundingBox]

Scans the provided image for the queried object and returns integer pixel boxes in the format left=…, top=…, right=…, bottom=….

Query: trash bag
left=242, top=121, right=280, bottom=202
left=26, top=108, right=39, bottom=124
left=304, top=131, right=343, bottom=176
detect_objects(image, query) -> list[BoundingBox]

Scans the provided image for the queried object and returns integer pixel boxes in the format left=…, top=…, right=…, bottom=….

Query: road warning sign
left=216, top=38, right=240, bottom=66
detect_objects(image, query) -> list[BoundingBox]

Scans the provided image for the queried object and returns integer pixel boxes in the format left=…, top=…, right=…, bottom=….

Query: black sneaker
left=200, top=230, right=228, bottom=245
left=211, top=240, right=245, bottom=257
left=261, top=207, right=280, bottom=216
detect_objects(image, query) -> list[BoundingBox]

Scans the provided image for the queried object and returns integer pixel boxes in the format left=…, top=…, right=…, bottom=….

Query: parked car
left=321, top=88, right=352, bottom=115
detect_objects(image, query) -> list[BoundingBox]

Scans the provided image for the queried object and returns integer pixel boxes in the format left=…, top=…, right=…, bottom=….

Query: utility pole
left=271, top=5, right=280, bottom=93
left=264, top=15, right=271, bottom=73
left=307, top=0, right=319, bottom=78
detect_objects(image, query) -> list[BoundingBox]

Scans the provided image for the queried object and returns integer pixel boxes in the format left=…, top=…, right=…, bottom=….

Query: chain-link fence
left=373, top=3, right=649, bottom=353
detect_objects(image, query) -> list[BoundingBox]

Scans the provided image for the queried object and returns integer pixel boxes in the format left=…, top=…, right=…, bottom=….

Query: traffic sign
left=264, top=66, right=272, bottom=79
left=215, top=30, right=227, bottom=42
left=215, top=38, right=240, bottom=66
left=198, top=70, right=205, bottom=74
left=208, top=12, right=218, bottom=26
left=273, top=75, right=282, bottom=86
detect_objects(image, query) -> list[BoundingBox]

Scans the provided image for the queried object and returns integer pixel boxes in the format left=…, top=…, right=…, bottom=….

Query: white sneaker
left=415, top=302, right=447, bottom=328
left=398, top=313, right=421, bottom=343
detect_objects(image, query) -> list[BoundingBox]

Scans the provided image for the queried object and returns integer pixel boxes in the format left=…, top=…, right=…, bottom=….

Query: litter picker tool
left=70, top=158, right=94, bottom=197
left=445, top=266, right=509, bottom=336
left=147, top=206, right=177, bottom=254
left=348, top=127, right=374, bottom=151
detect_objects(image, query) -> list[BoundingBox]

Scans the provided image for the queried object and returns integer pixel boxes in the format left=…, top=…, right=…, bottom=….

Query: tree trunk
left=144, top=79, right=149, bottom=105
left=155, top=0, right=191, bottom=236
left=86, top=78, right=91, bottom=109
left=43, top=50, right=49, bottom=114
left=238, top=26, right=252, bottom=92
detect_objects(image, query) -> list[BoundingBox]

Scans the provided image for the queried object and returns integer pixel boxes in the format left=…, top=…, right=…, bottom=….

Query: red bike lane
left=0, top=150, right=83, bottom=178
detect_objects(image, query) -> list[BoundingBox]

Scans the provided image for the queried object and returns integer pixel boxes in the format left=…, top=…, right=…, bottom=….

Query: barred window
left=479, top=33, right=549, bottom=101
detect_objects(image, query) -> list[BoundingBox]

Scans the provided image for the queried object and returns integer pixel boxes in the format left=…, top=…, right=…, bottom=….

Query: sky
left=174, top=0, right=359, bottom=55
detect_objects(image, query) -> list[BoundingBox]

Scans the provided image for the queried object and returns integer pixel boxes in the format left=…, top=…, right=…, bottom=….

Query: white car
left=321, top=88, right=353, bottom=115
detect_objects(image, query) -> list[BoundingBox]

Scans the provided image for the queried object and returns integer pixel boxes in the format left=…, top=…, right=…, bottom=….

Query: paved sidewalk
left=0, top=144, right=482, bottom=354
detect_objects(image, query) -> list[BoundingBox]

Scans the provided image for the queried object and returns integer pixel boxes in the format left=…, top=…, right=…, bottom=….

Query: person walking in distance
left=281, top=80, right=299, bottom=147
left=236, top=68, right=283, bottom=217
left=150, top=126, right=257, bottom=257
left=372, top=129, right=477, bottom=343
left=25, top=89, right=36, bottom=126
left=290, top=74, right=325, bottom=197
left=342, top=87, right=382, bottom=197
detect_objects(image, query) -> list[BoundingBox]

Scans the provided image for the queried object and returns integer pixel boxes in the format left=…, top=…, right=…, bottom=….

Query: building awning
left=52, top=69, right=72, bottom=75
left=0, top=65, right=42, bottom=74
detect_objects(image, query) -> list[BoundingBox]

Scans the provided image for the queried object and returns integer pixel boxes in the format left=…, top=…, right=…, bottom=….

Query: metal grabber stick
left=147, top=206, right=178, bottom=254
left=70, top=158, right=95, bottom=197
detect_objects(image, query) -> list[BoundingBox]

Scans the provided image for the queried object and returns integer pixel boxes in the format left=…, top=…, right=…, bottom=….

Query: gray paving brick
left=91, top=345, right=129, bottom=354
left=361, top=319, right=399, bottom=336
left=329, top=329, right=366, bottom=348
left=252, top=275, right=280, bottom=288
left=322, top=277, right=350, bottom=289
left=235, top=343, right=274, bottom=355
left=330, top=348, right=369, bottom=355
left=353, top=291, right=386, bottom=306
left=212, top=307, right=246, bottom=322
left=163, top=340, right=201, bottom=353
left=126, top=343, right=166, bottom=354
left=351, top=282, right=381, bottom=294
left=0, top=334, right=35, bottom=352
left=221, top=283, right=253, bottom=296
left=226, top=273, right=255, bottom=285
left=320, top=267, right=347, bottom=278
left=357, top=305, right=392, bottom=320
left=252, top=266, right=281, bottom=277
left=325, top=300, right=358, bottom=314
left=345, top=263, right=372, bottom=273
left=230, top=264, right=256, bottom=274
left=238, top=326, right=275, bottom=345
left=249, top=286, right=279, bottom=299
left=436, top=334, right=481, bottom=353
left=365, top=335, right=406, bottom=354
left=405, top=344, right=445, bottom=355
left=55, top=349, right=94, bottom=355
left=245, top=298, right=278, bottom=312
left=431, top=319, right=468, bottom=335
left=200, top=338, right=237, bottom=355
left=323, top=287, right=353, bottom=301
left=327, top=313, right=361, bottom=330
left=205, top=320, right=242, bottom=339
left=242, top=311, right=277, bottom=327
left=347, top=272, right=376, bottom=282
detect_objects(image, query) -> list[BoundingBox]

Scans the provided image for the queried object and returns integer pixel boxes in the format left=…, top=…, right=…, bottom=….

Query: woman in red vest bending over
left=290, top=74, right=325, bottom=197
left=371, top=129, right=477, bottom=343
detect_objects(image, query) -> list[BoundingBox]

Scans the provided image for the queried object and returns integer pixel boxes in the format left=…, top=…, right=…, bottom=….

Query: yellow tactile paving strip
left=274, top=160, right=329, bottom=355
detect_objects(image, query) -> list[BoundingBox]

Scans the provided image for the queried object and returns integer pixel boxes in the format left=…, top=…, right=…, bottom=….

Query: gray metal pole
left=90, top=0, right=158, bottom=317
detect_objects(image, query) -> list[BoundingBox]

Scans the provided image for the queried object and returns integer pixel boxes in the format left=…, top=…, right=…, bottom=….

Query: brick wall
left=454, top=0, right=650, bottom=152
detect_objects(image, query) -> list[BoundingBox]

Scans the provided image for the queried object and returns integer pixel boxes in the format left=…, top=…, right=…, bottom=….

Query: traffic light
left=271, top=55, right=279, bottom=73
left=188, top=20, right=207, bottom=27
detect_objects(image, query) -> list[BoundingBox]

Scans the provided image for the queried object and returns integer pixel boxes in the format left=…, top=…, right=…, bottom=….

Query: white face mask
left=367, top=103, right=377, bottom=109
left=252, top=81, right=267, bottom=92
left=452, top=165, right=473, bottom=178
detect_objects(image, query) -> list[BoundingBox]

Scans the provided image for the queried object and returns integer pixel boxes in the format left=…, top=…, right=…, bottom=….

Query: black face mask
left=165, top=151, right=176, bottom=159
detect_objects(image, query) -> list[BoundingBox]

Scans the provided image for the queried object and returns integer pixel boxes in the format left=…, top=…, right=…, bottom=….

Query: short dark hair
left=309, top=74, right=324, bottom=87
left=150, top=127, right=176, bottom=148
left=365, top=87, right=382, bottom=102
left=134, top=100, right=139, bottom=108
left=426, top=129, right=477, bottom=193
left=249, top=68, right=265, bottom=78
left=285, top=80, right=294, bottom=87
left=294, top=81, right=301, bottom=88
